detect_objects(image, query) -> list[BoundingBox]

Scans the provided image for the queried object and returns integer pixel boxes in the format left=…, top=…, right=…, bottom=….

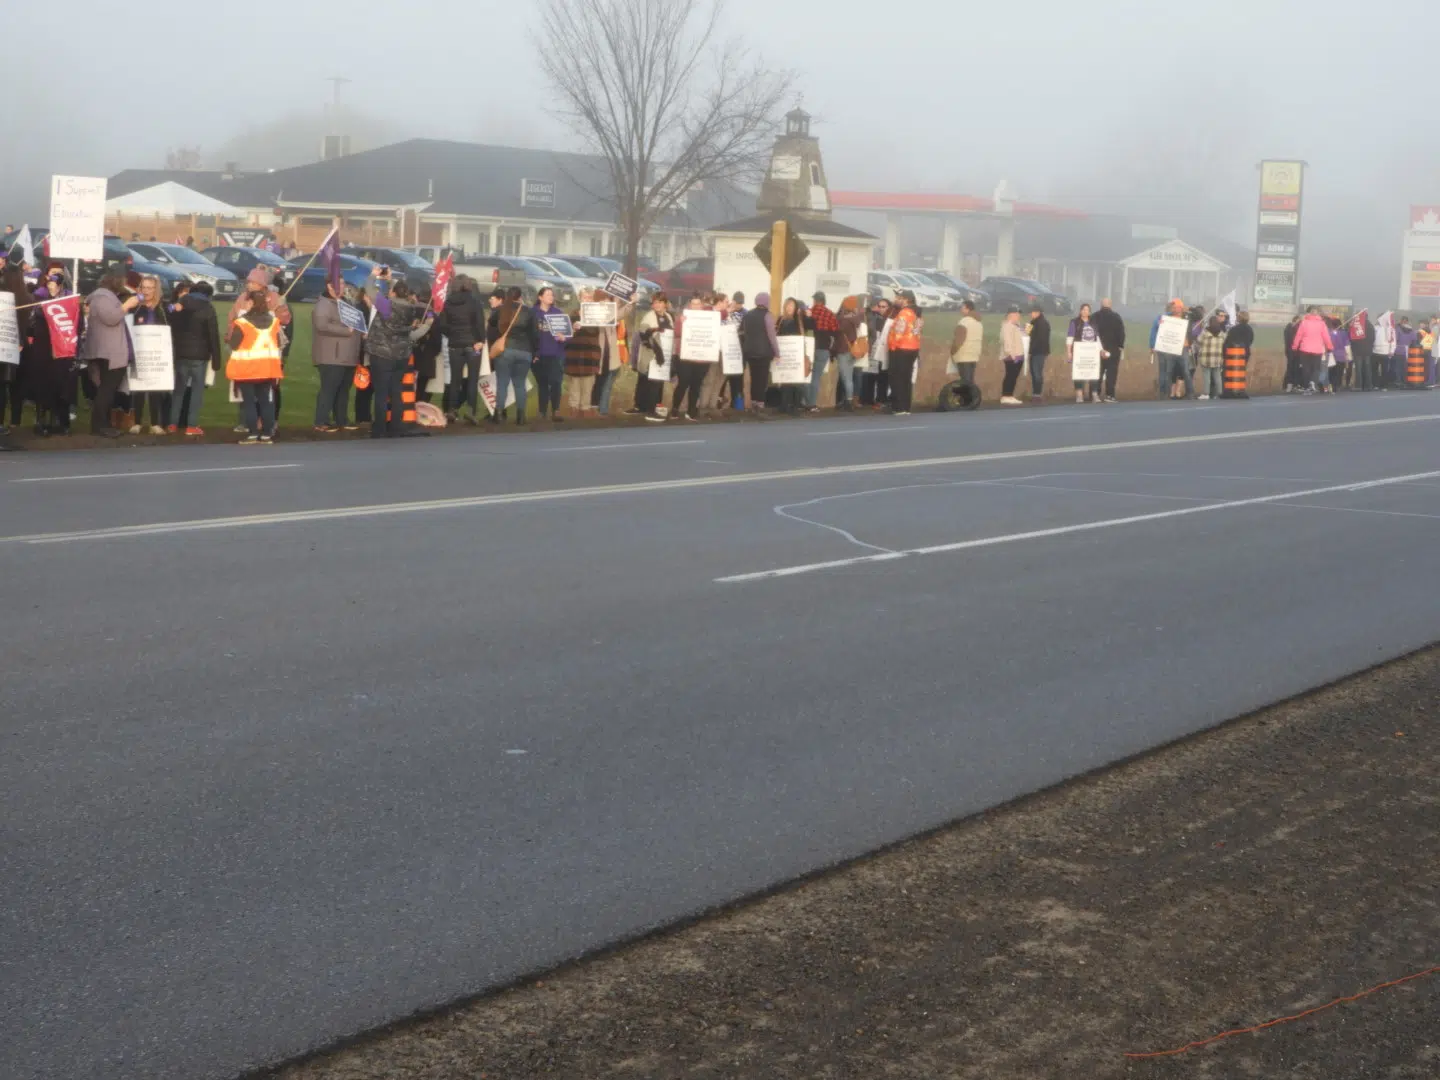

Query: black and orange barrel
left=1407, top=345, right=1426, bottom=387
left=1222, top=346, right=1248, bottom=398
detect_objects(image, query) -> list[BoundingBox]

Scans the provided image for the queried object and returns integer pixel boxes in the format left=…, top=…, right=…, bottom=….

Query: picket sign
left=1072, top=340, right=1102, bottom=381
left=478, top=371, right=537, bottom=414
left=0, top=293, right=21, bottom=365
left=580, top=301, right=617, bottom=327
left=773, top=336, right=807, bottom=384
left=678, top=309, right=722, bottom=361
left=648, top=329, right=674, bottom=381
left=720, top=323, right=743, bottom=375
left=123, top=325, right=175, bottom=392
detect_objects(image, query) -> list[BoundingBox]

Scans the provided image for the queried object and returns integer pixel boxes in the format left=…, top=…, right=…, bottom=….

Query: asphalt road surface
left=3, top=393, right=1439, bottom=1080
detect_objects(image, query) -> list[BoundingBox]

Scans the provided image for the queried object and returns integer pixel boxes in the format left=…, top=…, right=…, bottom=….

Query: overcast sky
left=5, top=0, right=1432, bottom=303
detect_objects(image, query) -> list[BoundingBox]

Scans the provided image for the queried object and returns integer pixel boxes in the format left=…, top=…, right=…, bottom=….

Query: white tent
left=106, top=181, right=242, bottom=216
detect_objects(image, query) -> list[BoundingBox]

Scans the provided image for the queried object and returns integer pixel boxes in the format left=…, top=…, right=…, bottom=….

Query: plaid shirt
left=809, top=303, right=838, bottom=334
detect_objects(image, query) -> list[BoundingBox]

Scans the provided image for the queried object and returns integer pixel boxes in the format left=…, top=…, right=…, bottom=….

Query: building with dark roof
left=106, top=139, right=746, bottom=263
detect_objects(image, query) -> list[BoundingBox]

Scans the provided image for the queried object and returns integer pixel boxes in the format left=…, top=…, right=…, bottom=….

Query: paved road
left=3, top=395, right=1439, bottom=1080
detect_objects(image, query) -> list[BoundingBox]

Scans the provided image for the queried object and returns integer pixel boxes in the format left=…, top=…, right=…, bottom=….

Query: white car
left=868, top=270, right=952, bottom=310
left=518, top=256, right=609, bottom=297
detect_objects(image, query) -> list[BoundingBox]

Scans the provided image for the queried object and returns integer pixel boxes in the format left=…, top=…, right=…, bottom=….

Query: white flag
left=1219, top=289, right=1237, bottom=326
left=12, top=225, right=34, bottom=267
left=1375, top=311, right=1395, bottom=356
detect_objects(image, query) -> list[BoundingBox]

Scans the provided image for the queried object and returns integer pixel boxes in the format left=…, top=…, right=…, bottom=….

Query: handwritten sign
left=48, top=175, right=108, bottom=260
left=544, top=311, right=573, bottom=339
left=773, top=336, right=807, bottom=384
left=338, top=299, right=368, bottom=334
left=579, top=301, right=616, bottom=328
left=1153, top=315, right=1189, bottom=356
left=0, top=293, right=21, bottom=365
left=603, top=271, right=639, bottom=302
left=124, top=325, right=175, bottom=392
left=720, top=323, right=743, bottom=375
left=1071, top=340, right=1101, bottom=381
left=679, top=309, right=721, bottom=361
left=648, top=329, right=674, bottom=381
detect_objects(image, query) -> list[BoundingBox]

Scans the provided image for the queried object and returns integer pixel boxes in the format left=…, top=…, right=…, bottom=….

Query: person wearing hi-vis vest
left=885, top=289, right=922, bottom=416
left=227, top=294, right=284, bottom=444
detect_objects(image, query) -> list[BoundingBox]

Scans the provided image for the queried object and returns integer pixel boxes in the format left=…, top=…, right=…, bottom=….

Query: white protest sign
left=1071, top=340, right=1101, bottom=381
left=439, top=335, right=450, bottom=390
left=603, top=271, right=639, bottom=302
left=648, top=329, right=674, bottom=381
left=0, top=293, right=21, bottom=366
left=773, top=336, right=807, bottom=384
left=124, top=325, right=175, bottom=392
left=48, top=175, right=107, bottom=260
left=873, top=318, right=893, bottom=371
left=679, top=309, right=721, bottom=361
left=1154, top=315, right=1189, bottom=356
left=579, top=301, right=617, bottom=327
left=720, top=323, right=743, bottom=375
left=478, top=371, right=537, bottom=414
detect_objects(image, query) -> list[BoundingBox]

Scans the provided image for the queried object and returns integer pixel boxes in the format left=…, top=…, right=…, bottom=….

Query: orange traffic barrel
left=1221, top=346, right=1248, bottom=398
left=401, top=366, right=418, bottom=423
left=1407, top=345, right=1426, bottom=388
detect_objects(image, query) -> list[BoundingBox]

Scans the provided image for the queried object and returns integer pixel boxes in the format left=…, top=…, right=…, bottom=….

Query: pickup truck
left=454, top=255, right=574, bottom=307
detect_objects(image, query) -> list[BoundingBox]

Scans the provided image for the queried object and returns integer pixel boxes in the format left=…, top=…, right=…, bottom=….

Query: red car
left=655, top=255, right=713, bottom=296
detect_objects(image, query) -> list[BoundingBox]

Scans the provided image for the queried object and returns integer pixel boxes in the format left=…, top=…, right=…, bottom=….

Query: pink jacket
left=1290, top=314, right=1332, bottom=355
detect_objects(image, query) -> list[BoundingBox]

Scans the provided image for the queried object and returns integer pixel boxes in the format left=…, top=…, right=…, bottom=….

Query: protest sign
left=603, top=271, right=639, bottom=302
left=432, top=255, right=454, bottom=313
left=478, top=371, right=536, bottom=415
left=42, top=296, right=81, bottom=358
left=679, top=309, right=721, bottom=361
left=48, top=175, right=107, bottom=260
left=124, top=325, right=175, bottom=392
left=579, top=301, right=617, bottom=327
left=0, top=293, right=20, bottom=365
left=720, top=323, right=743, bottom=375
left=544, top=312, right=573, bottom=339
left=773, top=336, right=807, bottom=384
left=337, top=299, right=368, bottom=334
left=1071, top=340, right=1101, bottom=381
left=647, top=329, right=674, bottom=381
left=1153, top=316, right=1189, bottom=355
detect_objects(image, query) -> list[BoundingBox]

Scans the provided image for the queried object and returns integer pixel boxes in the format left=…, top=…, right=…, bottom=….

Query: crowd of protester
left=3, top=253, right=1438, bottom=444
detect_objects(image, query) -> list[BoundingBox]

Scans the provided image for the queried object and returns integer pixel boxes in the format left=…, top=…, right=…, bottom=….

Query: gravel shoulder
left=262, top=648, right=1439, bottom=1080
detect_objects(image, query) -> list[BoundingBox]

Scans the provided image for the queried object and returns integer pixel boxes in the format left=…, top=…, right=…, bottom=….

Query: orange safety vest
left=887, top=307, right=921, bottom=351
left=617, top=321, right=629, bottom=367
left=226, top=316, right=284, bottom=382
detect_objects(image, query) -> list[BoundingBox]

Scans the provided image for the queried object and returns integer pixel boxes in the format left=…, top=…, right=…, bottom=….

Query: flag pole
left=281, top=227, right=337, bottom=300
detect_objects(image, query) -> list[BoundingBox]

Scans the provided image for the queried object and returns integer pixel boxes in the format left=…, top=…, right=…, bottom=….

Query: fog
left=4, top=0, right=1431, bottom=305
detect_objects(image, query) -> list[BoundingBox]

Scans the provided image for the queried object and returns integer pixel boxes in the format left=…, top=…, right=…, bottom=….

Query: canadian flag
left=432, top=254, right=454, bottom=313
left=1411, top=206, right=1440, bottom=231
left=43, top=295, right=82, bottom=359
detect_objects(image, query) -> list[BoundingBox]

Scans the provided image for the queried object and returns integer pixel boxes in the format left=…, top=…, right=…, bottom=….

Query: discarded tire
left=937, top=381, right=982, bottom=412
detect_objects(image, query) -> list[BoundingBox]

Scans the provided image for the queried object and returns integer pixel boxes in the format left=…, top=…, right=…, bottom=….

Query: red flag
left=432, top=255, right=454, bottom=313
left=43, top=296, right=81, bottom=359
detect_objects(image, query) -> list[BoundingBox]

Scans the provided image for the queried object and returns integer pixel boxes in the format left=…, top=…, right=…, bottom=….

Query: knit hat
left=755, top=292, right=771, bottom=308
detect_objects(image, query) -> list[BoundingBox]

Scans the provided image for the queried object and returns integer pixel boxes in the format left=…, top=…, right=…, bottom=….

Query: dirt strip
left=262, top=649, right=1439, bottom=1080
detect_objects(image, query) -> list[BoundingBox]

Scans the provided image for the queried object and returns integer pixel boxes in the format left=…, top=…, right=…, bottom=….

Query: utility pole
left=325, top=76, right=351, bottom=114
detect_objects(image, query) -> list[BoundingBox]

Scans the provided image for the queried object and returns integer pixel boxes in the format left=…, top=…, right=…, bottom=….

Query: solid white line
left=3, top=413, right=1435, bottom=545
left=10, top=464, right=302, bottom=484
left=715, top=469, right=1440, bottom=584
left=532, top=439, right=706, bottom=453
left=806, top=425, right=932, bottom=436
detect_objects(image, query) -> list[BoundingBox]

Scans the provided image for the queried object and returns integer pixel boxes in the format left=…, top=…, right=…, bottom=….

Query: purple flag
left=317, top=227, right=341, bottom=295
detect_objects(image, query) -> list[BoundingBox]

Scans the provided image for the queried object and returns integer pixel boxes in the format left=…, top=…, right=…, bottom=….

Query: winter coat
left=311, top=296, right=362, bottom=367
left=80, top=287, right=131, bottom=370
left=739, top=306, right=777, bottom=361
left=1223, top=322, right=1254, bottom=359
left=439, top=287, right=485, bottom=350
left=1289, top=314, right=1332, bottom=355
left=366, top=292, right=426, bottom=368
left=488, top=302, right=538, bottom=355
left=170, top=293, right=222, bottom=368
left=1092, top=306, right=1126, bottom=354
left=564, top=315, right=605, bottom=378
left=1194, top=327, right=1227, bottom=368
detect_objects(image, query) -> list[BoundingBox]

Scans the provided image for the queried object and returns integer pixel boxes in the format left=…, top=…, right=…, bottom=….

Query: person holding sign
left=1065, top=303, right=1103, bottom=404
left=564, top=288, right=605, bottom=416
left=631, top=292, right=674, bottom=422
left=439, top=275, right=487, bottom=423
left=311, top=283, right=363, bottom=432
left=21, top=267, right=78, bottom=435
left=775, top=298, right=813, bottom=415
left=532, top=287, right=571, bottom=422
left=125, top=275, right=172, bottom=434
left=227, top=287, right=285, bottom=444
left=1149, top=299, right=1189, bottom=400
left=672, top=295, right=718, bottom=421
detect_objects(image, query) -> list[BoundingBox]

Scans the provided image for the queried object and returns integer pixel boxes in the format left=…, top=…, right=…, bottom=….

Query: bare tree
left=534, top=0, right=791, bottom=277
left=165, top=145, right=204, bottom=171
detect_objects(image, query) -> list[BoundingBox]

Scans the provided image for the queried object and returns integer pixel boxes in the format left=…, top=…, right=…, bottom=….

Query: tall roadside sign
left=1250, top=160, right=1304, bottom=325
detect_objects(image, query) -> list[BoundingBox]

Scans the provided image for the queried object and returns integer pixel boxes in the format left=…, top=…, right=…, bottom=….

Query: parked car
left=453, top=255, right=575, bottom=307
left=200, top=245, right=298, bottom=292
left=1, top=227, right=132, bottom=294
left=654, top=255, right=714, bottom=295
left=342, top=245, right=435, bottom=293
left=555, top=255, right=662, bottom=301
left=979, top=276, right=1072, bottom=315
left=127, top=242, right=241, bottom=301
left=283, top=253, right=384, bottom=302
left=127, top=253, right=192, bottom=294
left=868, top=270, right=951, bottom=311
left=902, top=268, right=990, bottom=311
left=515, top=255, right=609, bottom=299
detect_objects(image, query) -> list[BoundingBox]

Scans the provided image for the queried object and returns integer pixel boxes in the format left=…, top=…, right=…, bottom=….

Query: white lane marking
left=3, top=414, right=1435, bottom=545
left=10, top=464, right=302, bottom=484
left=1278, top=502, right=1440, bottom=522
left=532, top=439, right=706, bottom=453
left=805, top=425, right=932, bottom=436
left=715, top=469, right=1440, bottom=584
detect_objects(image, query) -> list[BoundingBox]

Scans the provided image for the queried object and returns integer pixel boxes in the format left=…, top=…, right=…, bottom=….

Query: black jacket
left=488, top=303, right=539, bottom=354
left=1224, top=322, right=1255, bottom=357
left=170, top=293, right=222, bottom=369
left=1027, top=314, right=1052, bottom=357
left=739, top=306, right=774, bottom=360
left=1092, top=307, right=1125, bottom=353
left=440, top=287, right=485, bottom=349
